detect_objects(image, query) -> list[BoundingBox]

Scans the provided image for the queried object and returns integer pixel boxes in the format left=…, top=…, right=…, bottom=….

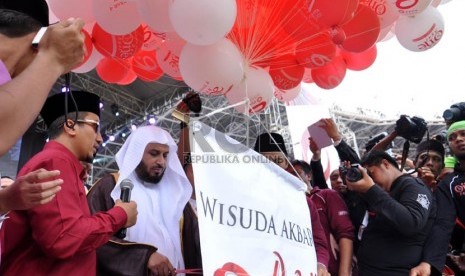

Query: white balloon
left=179, top=38, right=244, bottom=95
left=138, top=0, right=174, bottom=32
left=226, top=67, right=274, bottom=115
left=387, top=0, right=433, bottom=16
left=169, top=0, right=237, bottom=45
left=93, top=0, right=141, bottom=35
left=395, top=6, right=444, bottom=52
left=378, top=22, right=396, bottom=42
left=47, top=0, right=95, bottom=22
left=156, top=34, right=186, bottom=80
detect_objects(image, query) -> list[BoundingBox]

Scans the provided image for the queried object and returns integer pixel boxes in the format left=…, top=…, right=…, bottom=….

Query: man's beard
left=135, top=161, right=165, bottom=184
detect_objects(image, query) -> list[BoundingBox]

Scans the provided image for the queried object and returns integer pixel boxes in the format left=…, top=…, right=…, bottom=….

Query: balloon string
left=175, top=268, right=203, bottom=275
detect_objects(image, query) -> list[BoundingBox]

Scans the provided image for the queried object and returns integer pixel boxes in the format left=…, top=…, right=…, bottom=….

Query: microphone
left=115, top=179, right=134, bottom=239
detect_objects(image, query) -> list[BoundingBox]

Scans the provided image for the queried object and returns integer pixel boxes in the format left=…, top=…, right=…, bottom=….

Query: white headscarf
left=111, top=125, right=192, bottom=270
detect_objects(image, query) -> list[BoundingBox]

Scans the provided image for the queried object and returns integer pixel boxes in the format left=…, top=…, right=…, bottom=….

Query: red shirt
left=0, top=141, right=127, bottom=276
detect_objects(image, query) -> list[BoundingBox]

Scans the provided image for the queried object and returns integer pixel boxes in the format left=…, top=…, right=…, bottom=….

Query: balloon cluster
left=47, top=0, right=450, bottom=115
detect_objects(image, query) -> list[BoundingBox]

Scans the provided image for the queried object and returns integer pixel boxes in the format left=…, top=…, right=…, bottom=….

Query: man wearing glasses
left=0, top=91, right=138, bottom=276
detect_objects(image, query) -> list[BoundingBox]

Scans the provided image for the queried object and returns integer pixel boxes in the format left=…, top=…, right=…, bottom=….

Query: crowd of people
left=2, top=0, right=465, bottom=276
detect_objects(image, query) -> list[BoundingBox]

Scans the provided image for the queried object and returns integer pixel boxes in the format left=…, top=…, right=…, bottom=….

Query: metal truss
left=69, top=73, right=147, bottom=118
left=91, top=94, right=288, bottom=179
left=331, top=107, right=447, bottom=159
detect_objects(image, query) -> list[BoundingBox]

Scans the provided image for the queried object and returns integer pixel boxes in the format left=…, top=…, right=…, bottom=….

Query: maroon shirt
left=1, top=141, right=127, bottom=276
left=308, top=187, right=355, bottom=275
left=308, top=198, right=330, bottom=267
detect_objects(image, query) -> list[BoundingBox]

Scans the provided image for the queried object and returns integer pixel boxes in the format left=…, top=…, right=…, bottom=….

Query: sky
left=307, top=0, right=465, bottom=121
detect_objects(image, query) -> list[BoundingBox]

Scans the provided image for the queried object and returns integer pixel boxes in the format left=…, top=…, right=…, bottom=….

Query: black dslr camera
left=339, top=164, right=363, bottom=182
left=443, top=102, right=465, bottom=123
left=395, top=115, right=427, bottom=144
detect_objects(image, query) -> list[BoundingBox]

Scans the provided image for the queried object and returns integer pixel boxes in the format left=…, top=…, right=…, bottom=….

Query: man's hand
left=320, top=118, right=342, bottom=142
left=0, top=169, right=62, bottom=213
left=417, top=167, right=437, bottom=189
left=317, top=263, right=331, bottom=276
left=38, top=17, right=86, bottom=74
left=115, top=200, right=138, bottom=228
left=409, top=262, right=431, bottom=276
left=147, top=252, right=175, bottom=276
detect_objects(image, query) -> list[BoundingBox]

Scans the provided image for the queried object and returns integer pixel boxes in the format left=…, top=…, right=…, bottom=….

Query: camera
left=365, top=132, right=388, bottom=152
left=433, top=130, right=448, bottom=144
left=339, top=164, right=363, bottom=182
left=443, top=102, right=465, bottom=123
left=395, top=115, right=427, bottom=144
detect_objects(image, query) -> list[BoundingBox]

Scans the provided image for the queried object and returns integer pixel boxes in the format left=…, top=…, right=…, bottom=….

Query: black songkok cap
left=40, top=91, right=101, bottom=128
left=254, top=132, right=288, bottom=156
left=416, top=139, right=445, bottom=160
left=0, top=0, right=49, bottom=26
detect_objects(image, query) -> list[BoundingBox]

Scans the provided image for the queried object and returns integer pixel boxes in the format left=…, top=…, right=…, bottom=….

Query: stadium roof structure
left=47, top=73, right=447, bottom=183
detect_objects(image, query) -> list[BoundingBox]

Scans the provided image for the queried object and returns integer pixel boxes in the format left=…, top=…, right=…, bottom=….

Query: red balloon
left=279, top=0, right=322, bottom=42
left=341, top=45, right=377, bottom=71
left=311, top=55, right=347, bottom=89
left=308, top=0, right=359, bottom=27
left=132, top=50, right=164, bottom=82
left=269, top=55, right=305, bottom=90
left=96, top=57, right=130, bottom=83
left=117, top=68, right=138, bottom=85
left=92, top=23, right=144, bottom=59
left=295, top=32, right=336, bottom=68
left=340, top=4, right=381, bottom=52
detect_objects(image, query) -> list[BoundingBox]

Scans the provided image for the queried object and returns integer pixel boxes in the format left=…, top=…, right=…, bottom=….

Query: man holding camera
left=345, top=150, right=435, bottom=276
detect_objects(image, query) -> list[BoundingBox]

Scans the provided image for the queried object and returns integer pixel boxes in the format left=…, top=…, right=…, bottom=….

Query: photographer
left=345, top=150, right=435, bottom=276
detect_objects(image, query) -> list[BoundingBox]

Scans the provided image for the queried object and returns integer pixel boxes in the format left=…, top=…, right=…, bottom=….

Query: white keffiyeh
left=111, top=126, right=192, bottom=270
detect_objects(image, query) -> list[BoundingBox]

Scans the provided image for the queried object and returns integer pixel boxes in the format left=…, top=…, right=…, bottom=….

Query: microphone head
left=120, top=179, right=134, bottom=190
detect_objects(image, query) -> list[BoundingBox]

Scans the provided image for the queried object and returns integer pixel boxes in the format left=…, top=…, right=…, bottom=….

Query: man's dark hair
left=414, top=139, right=445, bottom=164
left=361, top=150, right=400, bottom=171
left=0, top=9, right=42, bottom=37
left=291, top=160, right=312, bottom=175
left=47, top=112, right=88, bottom=139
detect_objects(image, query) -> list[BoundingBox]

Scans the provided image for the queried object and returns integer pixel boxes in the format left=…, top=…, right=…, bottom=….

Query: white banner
left=190, top=122, right=317, bottom=275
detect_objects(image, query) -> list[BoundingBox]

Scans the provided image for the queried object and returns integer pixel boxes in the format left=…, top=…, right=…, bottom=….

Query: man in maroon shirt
left=293, top=157, right=355, bottom=276
left=1, top=91, right=138, bottom=276
left=254, top=132, right=330, bottom=276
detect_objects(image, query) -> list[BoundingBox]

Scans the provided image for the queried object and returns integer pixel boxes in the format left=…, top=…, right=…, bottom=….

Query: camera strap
left=400, top=140, right=410, bottom=171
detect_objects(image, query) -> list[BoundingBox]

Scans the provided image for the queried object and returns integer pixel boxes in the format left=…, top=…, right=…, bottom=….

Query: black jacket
left=423, top=170, right=465, bottom=275
left=357, top=175, right=436, bottom=276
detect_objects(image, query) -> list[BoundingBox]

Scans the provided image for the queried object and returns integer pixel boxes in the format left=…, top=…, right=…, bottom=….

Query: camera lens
left=443, top=108, right=460, bottom=121
left=346, top=167, right=363, bottom=182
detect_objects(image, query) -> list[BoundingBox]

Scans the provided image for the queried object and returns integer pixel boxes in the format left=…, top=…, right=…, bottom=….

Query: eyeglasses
left=76, top=119, right=100, bottom=133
